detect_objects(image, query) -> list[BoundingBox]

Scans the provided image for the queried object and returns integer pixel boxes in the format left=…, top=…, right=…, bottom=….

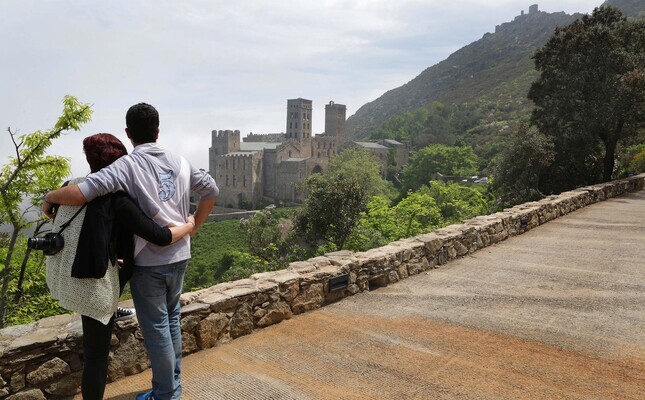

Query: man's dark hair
left=126, top=103, right=159, bottom=144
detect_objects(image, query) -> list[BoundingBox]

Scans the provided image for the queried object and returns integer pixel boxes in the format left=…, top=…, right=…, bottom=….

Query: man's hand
left=42, top=200, right=57, bottom=219
left=42, top=185, right=87, bottom=219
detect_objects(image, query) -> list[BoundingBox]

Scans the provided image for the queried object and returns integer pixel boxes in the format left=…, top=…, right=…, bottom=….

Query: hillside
left=604, top=0, right=645, bottom=18
left=346, top=1, right=643, bottom=142
left=346, top=8, right=580, bottom=139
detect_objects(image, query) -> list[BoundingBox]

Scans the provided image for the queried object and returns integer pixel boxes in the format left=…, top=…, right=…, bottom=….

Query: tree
left=239, top=209, right=297, bottom=264
left=371, top=108, right=428, bottom=142
left=0, top=95, right=92, bottom=327
left=237, top=193, right=253, bottom=210
left=528, top=6, right=645, bottom=190
left=624, top=144, right=645, bottom=173
left=218, top=251, right=272, bottom=282
left=0, top=236, right=71, bottom=326
left=491, top=122, right=555, bottom=207
left=401, top=144, right=478, bottom=191
left=370, top=102, right=483, bottom=149
left=414, top=101, right=455, bottom=148
left=346, top=189, right=444, bottom=249
left=391, top=191, right=443, bottom=238
left=421, top=181, right=491, bottom=224
left=294, top=173, right=367, bottom=250
left=327, top=147, right=395, bottom=198
left=344, top=196, right=393, bottom=251
left=345, top=180, right=492, bottom=252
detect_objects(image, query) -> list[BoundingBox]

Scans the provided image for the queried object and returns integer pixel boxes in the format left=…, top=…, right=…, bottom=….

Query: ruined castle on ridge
left=209, top=98, right=408, bottom=208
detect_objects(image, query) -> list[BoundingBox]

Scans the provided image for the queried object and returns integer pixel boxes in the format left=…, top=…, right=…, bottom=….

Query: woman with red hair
left=46, top=133, right=194, bottom=400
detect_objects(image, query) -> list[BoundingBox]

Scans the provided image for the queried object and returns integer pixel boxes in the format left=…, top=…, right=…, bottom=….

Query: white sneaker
left=115, top=307, right=136, bottom=321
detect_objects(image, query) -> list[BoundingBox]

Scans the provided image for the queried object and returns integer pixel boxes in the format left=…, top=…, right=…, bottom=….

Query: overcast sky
left=1, top=0, right=601, bottom=178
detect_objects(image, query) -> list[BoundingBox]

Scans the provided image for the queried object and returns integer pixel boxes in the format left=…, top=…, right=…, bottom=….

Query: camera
left=27, top=232, right=64, bottom=256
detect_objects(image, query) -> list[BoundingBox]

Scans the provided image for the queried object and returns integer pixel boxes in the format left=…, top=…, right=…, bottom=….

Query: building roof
left=354, top=141, right=388, bottom=149
left=224, top=151, right=259, bottom=156
left=381, top=139, right=403, bottom=146
left=240, top=142, right=282, bottom=151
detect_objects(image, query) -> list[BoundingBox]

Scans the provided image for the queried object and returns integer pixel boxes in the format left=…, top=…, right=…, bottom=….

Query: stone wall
left=1, top=174, right=643, bottom=399
left=214, top=152, right=264, bottom=208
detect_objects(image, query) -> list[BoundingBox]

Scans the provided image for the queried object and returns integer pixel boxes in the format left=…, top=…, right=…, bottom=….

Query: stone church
left=209, top=98, right=407, bottom=208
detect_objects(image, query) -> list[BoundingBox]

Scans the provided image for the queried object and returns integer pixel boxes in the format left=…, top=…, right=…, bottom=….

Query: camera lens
left=27, top=237, right=47, bottom=250
left=27, top=233, right=64, bottom=255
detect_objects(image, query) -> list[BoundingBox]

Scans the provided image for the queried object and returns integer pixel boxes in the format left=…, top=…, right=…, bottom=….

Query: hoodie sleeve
left=190, top=164, right=219, bottom=200
left=77, top=157, right=132, bottom=202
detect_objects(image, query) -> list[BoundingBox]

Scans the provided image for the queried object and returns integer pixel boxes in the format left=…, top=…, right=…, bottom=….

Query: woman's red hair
left=83, top=133, right=128, bottom=173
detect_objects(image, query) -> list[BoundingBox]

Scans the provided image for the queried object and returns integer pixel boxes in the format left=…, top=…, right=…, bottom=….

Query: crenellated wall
left=244, top=133, right=285, bottom=143
left=1, top=174, right=643, bottom=399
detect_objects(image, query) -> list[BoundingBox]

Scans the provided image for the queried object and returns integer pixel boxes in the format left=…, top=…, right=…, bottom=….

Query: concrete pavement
left=97, top=190, right=645, bottom=399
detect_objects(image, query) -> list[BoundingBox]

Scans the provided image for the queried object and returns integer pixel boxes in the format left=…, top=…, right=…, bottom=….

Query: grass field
left=185, top=219, right=247, bottom=291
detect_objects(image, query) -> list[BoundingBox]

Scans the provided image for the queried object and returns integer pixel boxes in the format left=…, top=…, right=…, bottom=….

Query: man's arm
left=188, top=163, right=219, bottom=236
left=42, top=157, right=131, bottom=218
left=42, top=185, right=87, bottom=218
left=190, top=197, right=216, bottom=236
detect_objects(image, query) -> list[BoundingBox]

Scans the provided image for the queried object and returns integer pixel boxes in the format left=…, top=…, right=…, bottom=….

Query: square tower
left=209, top=129, right=240, bottom=178
left=324, top=101, right=347, bottom=143
left=286, top=98, right=312, bottom=157
left=286, top=98, right=312, bottom=141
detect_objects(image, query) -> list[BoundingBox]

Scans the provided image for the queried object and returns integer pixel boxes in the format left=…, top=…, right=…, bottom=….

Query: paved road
left=99, top=190, right=645, bottom=400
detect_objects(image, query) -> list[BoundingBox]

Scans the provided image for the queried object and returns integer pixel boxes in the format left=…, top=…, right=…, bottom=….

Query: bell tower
left=286, top=98, right=312, bottom=157
left=324, top=101, right=347, bottom=145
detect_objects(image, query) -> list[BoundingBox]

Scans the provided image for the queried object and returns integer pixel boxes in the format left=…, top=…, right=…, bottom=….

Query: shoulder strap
left=58, top=204, right=87, bottom=234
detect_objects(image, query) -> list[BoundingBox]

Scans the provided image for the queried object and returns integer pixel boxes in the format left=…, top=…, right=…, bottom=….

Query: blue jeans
left=130, top=260, right=187, bottom=400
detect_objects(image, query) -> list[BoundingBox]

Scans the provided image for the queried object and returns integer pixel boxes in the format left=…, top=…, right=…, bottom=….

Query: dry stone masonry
left=1, top=174, right=643, bottom=399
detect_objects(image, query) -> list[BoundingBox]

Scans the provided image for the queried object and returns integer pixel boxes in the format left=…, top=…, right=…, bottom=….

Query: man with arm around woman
left=44, top=103, right=219, bottom=400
